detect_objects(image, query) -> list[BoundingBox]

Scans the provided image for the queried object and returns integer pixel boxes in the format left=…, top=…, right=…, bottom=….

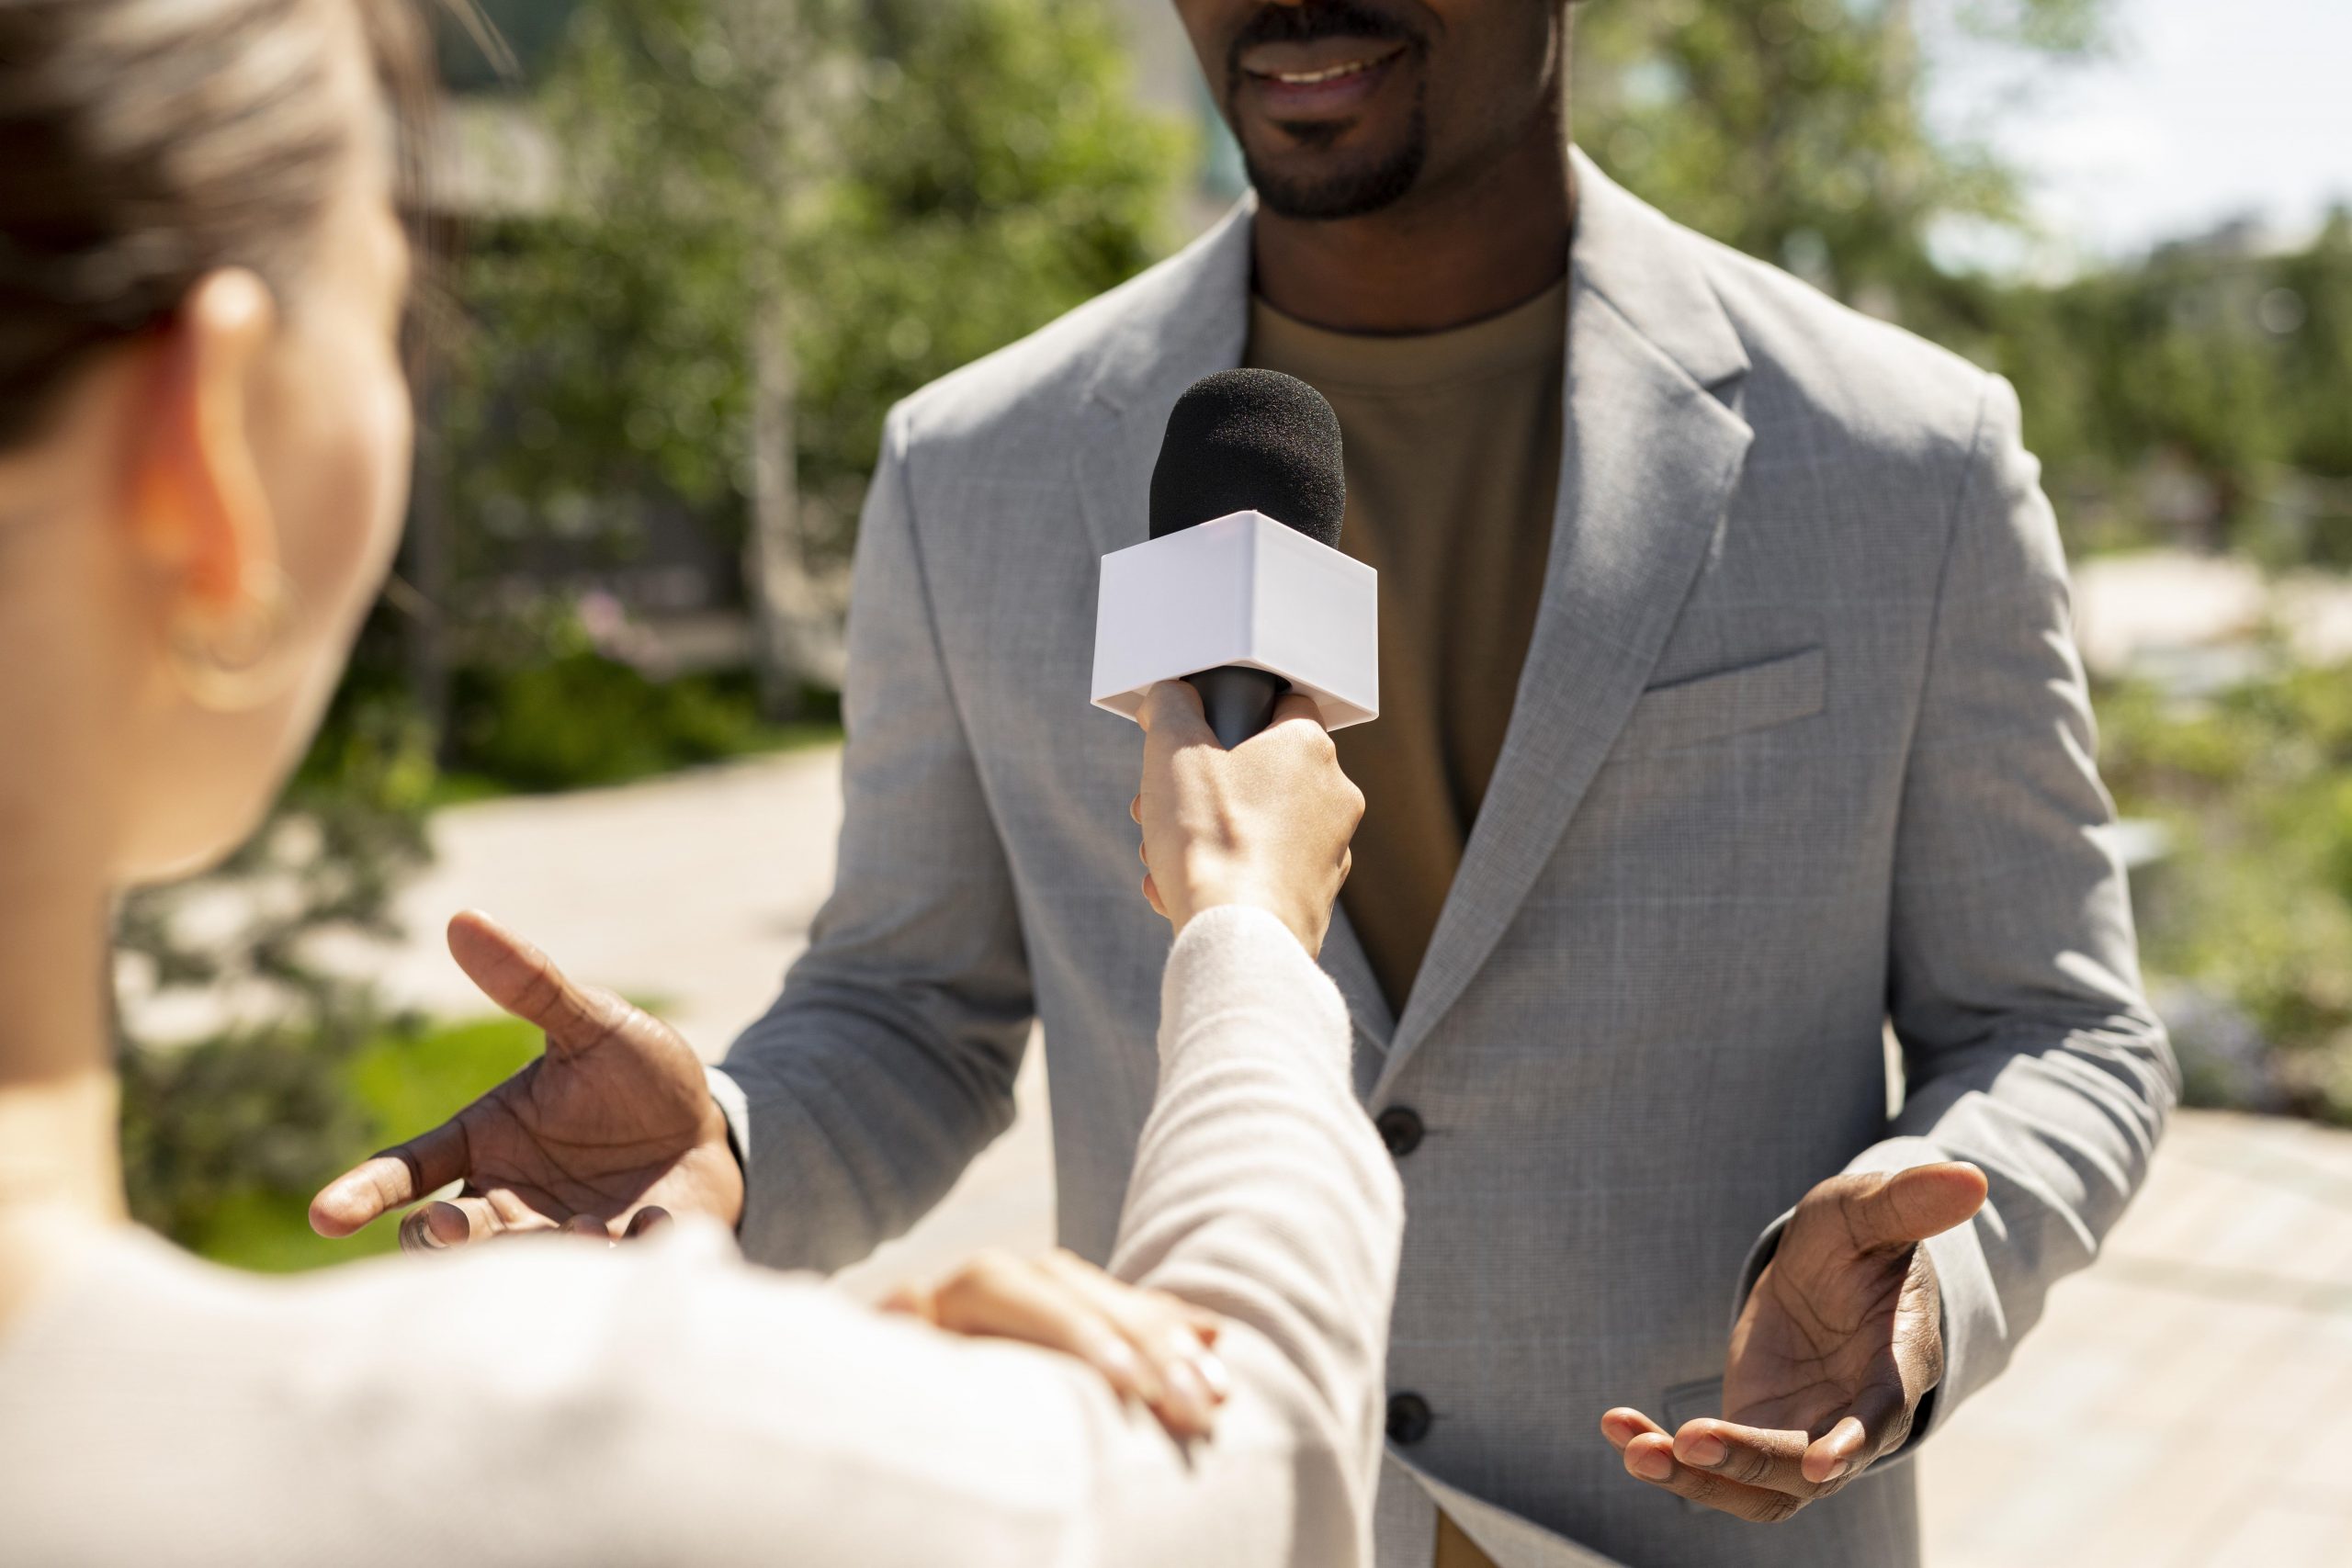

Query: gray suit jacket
left=714, top=151, right=2176, bottom=1568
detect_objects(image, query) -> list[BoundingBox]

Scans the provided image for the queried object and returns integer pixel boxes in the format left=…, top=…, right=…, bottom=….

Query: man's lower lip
left=1241, top=51, right=1402, bottom=119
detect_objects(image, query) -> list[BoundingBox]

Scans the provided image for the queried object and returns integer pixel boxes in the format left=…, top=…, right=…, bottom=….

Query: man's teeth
left=1272, top=59, right=1378, bottom=85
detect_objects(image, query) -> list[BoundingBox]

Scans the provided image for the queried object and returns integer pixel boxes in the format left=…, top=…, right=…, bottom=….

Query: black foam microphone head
left=1148, top=368, right=1346, bottom=548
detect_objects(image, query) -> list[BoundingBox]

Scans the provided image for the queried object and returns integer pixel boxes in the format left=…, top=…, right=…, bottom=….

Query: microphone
left=1091, top=368, right=1377, bottom=747
left=1148, top=369, right=1348, bottom=745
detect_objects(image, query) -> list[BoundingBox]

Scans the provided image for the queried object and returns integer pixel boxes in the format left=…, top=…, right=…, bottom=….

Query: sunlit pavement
left=378, top=746, right=2352, bottom=1566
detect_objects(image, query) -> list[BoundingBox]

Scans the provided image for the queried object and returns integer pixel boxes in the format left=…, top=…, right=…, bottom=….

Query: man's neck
left=1250, top=119, right=1575, bottom=336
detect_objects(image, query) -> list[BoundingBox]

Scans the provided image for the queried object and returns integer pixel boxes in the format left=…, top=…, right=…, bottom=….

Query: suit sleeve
left=711, top=404, right=1037, bottom=1271
left=1826, top=374, right=2179, bottom=1444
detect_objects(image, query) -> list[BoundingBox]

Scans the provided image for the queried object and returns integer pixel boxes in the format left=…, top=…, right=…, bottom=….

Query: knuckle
left=967, top=1247, right=1022, bottom=1281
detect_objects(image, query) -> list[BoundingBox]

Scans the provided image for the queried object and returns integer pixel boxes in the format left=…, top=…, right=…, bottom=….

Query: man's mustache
left=1228, top=0, right=1422, bottom=63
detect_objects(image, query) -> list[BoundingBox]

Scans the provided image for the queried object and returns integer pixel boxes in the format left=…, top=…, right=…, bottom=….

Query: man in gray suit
left=318, top=1, right=2174, bottom=1562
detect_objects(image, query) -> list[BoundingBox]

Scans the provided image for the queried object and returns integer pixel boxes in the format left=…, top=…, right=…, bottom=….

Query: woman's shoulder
left=0, top=1218, right=873, bottom=1564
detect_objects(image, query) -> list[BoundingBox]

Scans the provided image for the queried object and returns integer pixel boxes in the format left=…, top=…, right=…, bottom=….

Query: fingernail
left=1095, top=1337, right=1154, bottom=1397
left=1682, top=1434, right=1728, bottom=1469
left=1632, top=1449, right=1675, bottom=1483
left=1163, top=1359, right=1214, bottom=1429
left=1192, top=1350, right=1230, bottom=1403
left=1819, top=1457, right=1850, bottom=1483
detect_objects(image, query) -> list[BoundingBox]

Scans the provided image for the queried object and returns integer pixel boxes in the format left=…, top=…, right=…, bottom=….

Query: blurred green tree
left=1969, top=222, right=2352, bottom=557
left=1573, top=0, right=2108, bottom=309
left=438, top=0, right=1184, bottom=710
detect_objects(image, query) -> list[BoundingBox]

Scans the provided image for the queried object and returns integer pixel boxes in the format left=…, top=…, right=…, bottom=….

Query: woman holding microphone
left=0, top=2, right=1394, bottom=1562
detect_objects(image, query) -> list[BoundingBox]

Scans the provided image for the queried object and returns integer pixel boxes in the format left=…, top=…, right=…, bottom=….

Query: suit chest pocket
left=1610, top=646, right=1826, bottom=760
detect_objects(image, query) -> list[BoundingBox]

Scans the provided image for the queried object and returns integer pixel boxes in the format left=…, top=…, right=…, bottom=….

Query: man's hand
left=1131, top=680, right=1363, bottom=958
left=886, top=1248, right=1229, bottom=1440
left=308, top=910, right=745, bottom=1248
left=1600, top=1161, right=1988, bottom=1523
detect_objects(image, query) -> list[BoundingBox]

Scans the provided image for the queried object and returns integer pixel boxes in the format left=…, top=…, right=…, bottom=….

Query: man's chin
left=1243, top=134, right=1428, bottom=222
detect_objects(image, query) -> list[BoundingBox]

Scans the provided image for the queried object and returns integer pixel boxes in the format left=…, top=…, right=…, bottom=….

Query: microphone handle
left=1188, top=666, right=1288, bottom=750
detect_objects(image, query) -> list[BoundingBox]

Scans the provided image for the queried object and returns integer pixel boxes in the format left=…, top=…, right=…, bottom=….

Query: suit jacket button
left=1375, top=1106, right=1425, bottom=1157
left=1386, top=1392, right=1434, bottom=1445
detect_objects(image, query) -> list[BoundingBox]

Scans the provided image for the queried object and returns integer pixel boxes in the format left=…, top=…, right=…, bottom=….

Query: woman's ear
left=128, top=268, right=282, bottom=617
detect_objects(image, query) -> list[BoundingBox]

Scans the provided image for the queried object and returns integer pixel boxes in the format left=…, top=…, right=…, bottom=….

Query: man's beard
left=1226, top=0, right=1430, bottom=221
left=1242, top=91, right=1429, bottom=221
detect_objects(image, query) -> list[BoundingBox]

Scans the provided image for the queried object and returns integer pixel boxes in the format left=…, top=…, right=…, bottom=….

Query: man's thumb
left=1851, top=1162, right=1988, bottom=1251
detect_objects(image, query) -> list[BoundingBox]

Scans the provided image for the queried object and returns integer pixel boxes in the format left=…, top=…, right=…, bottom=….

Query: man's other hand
left=308, top=910, right=745, bottom=1248
left=1130, top=680, right=1363, bottom=958
left=1600, top=1161, right=1988, bottom=1522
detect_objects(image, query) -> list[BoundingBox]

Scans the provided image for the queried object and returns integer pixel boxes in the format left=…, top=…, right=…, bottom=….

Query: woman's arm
left=8, top=684, right=1396, bottom=1567
left=618, top=682, right=1396, bottom=1566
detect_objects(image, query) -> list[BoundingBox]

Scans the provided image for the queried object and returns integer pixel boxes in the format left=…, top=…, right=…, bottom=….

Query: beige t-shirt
left=0, top=908, right=1401, bottom=1568
left=1249, top=282, right=1566, bottom=1017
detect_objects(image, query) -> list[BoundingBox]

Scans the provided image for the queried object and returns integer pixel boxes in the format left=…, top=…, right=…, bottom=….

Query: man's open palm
left=309, top=911, right=744, bottom=1247
left=1601, top=1161, right=1988, bottom=1523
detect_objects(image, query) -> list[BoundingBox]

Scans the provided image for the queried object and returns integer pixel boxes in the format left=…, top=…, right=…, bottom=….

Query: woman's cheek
left=283, top=341, right=411, bottom=658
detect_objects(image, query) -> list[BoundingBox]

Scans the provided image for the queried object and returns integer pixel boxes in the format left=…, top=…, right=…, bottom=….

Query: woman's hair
left=0, top=0, right=435, bottom=449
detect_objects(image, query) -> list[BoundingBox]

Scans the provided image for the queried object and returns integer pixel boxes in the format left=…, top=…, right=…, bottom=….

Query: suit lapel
left=1071, top=199, right=1255, bottom=560
left=1374, top=153, right=1756, bottom=1095
left=1065, top=198, right=1399, bottom=1066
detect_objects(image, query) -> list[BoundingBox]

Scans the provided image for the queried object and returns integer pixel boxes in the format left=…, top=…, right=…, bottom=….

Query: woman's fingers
left=1033, top=1250, right=1228, bottom=1435
left=925, top=1251, right=1167, bottom=1409
left=1261, top=690, right=1327, bottom=736
left=1136, top=680, right=1211, bottom=740
left=911, top=1249, right=1227, bottom=1440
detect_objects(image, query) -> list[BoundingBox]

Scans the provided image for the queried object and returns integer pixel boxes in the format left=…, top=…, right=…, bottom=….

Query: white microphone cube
left=1091, top=509, right=1379, bottom=730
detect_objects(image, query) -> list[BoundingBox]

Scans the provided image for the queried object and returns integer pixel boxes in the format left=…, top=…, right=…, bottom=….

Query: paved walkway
left=375, top=747, right=2350, bottom=1565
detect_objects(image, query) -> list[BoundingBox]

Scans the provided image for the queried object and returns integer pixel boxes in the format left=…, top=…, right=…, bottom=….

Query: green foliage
left=2098, top=666, right=2352, bottom=1122
left=122, top=1014, right=547, bottom=1271
left=794, top=0, right=1186, bottom=523
left=1951, top=219, right=2352, bottom=558
left=1574, top=0, right=2104, bottom=302
left=448, top=644, right=839, bottom=793
left=444, top=0, right=1183, bottom=565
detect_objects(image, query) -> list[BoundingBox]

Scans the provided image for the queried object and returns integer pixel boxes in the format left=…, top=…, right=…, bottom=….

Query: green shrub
left=446, top=640, right=840, bottom=795
left=122, top=1014, right=548, bottom=1272
left=2098, top=661, right=2352, bottom=1122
